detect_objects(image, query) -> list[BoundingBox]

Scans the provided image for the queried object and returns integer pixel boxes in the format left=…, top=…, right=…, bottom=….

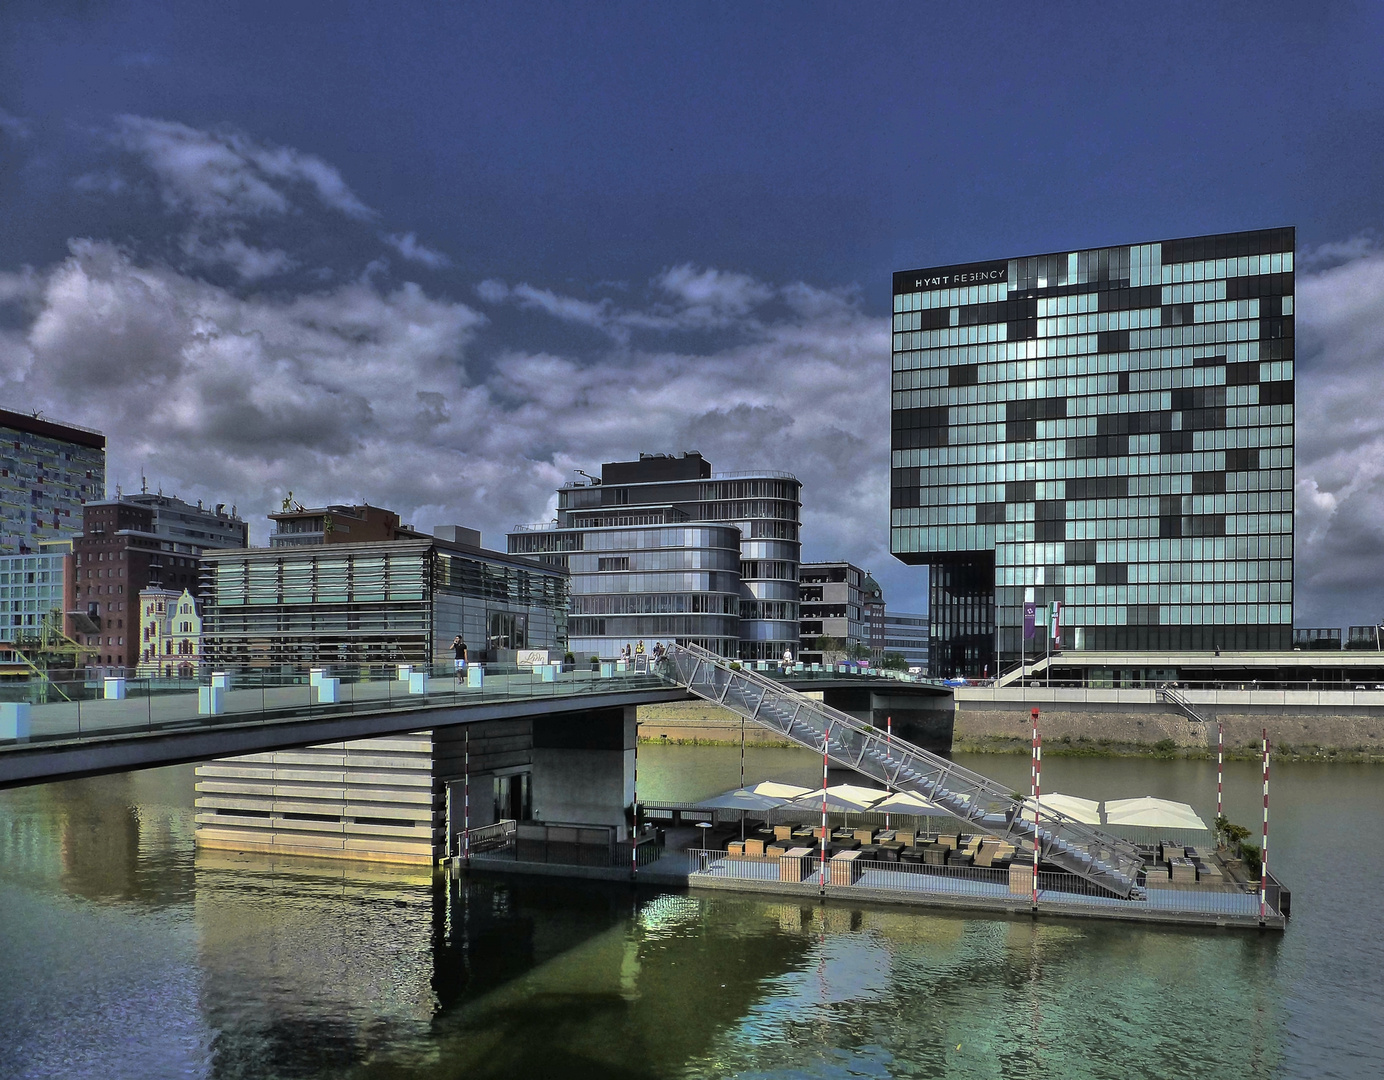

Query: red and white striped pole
left=884, top=715, right=893, bottom=829
left=1031, top=706, right=1041, bottom=910
left=463, top=726, right=471, bottom=866
left=1216, top=722, right=1224, bottom=821
left=820, top=727, right=830, bottom=891
left=632, top=720, right=640, bottom=880
left=1260, top=728, right=1270, bottom=922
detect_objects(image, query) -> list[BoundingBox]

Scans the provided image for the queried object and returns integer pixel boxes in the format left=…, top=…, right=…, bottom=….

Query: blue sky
left=2, top=3, right=1384, bottom=622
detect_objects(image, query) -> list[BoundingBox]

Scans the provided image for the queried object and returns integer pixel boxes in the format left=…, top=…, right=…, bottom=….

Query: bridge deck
left=0, top=666, right=930, bottom=788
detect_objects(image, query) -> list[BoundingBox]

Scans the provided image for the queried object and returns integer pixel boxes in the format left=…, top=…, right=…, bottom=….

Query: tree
left=882, top=652, right=909, bottom=671
left=813, top=636, right=847, bottom=663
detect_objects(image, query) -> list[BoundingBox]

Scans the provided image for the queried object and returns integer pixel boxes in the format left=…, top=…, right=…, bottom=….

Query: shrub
left=1240, top=842, right=1262, bottom=880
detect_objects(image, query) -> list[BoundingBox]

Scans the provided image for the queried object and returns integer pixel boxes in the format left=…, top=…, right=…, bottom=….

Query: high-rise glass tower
left=891, top=228, right=1295, bottom=677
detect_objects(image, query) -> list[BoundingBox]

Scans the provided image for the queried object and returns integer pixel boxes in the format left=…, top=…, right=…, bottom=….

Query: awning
left=693, top=787, right=790, bottom=812
left=1102, top=796, right=1208, bottom=831
left=748, top=781, right=814, bottom=800
left=790, top=784, right=891, bottom=812
left=1020, top=793, right=1102, bottom=825
left=871, top=791, right=944, bottom=815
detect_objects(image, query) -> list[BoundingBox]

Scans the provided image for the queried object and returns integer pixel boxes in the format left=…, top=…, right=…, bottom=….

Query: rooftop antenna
left=141, top=472, right=148, bottom=494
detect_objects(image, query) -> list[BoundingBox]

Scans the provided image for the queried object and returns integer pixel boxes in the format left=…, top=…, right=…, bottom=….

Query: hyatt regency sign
left=893, top=260, right=1008, bottom=294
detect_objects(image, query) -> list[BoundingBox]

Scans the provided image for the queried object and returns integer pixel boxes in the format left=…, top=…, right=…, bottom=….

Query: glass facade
left=509, top=454, right=802, bottom=660
left=891, top=228, right=1295, bottom=677
left=0, top=410, right=105, bottom=553
left=0, top=545, right=68, bottom=642
left=202, top=539, right=567, bottom=669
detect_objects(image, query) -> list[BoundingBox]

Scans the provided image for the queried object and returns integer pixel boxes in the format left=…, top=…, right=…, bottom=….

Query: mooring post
left=631, top=716, right=639, bottom=881
left=463, top=726, right=470, bottom=867
left=884, top=715, right=892, bottom=830
left=1217, top=722, right=1224, bottom=821
left=1260, top=729, right=1270, bottom=925
left=819, top=729, right=829, bottom=895
left=1031, top=706, right=1041, bottom=914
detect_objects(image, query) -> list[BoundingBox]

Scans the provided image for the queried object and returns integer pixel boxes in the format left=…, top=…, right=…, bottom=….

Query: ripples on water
left=0, top=748, right=1380, bottom=1078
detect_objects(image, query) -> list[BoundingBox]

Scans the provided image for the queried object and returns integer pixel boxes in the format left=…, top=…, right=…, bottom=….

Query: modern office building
left=508, top=452, right=801, bottom=660
left=891, top=227, right=1295, bottom=676
left=74, top=495, right=248, bottom=673
left=0, top=541, right=74, bottom=673
left=0, top=409, right=105, bottom=553
left=798, top=561, right=866, bottom=665
left=882, top=610, right=930, bottom=670
left=201, top=527, right=568, bottom=670
left=1345, top=625, right=1384, bottom=651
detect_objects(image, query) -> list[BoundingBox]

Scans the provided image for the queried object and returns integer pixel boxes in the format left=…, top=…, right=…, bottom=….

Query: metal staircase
left=994, top=654, right=1051, bottom=687
left=661, top=642, right=1144, bottom=898
left=1156, top=683, right=1208, bottom=729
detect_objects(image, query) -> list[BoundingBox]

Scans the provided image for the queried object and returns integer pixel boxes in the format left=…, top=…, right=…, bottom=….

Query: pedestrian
left=636, top=640, right=645, bottom=655
left=782, top=647, right=793, bottom=670
left=452, top=635, right=468, bottom=678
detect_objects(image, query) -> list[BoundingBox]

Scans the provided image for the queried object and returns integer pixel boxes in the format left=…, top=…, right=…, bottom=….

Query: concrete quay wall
left=953, top=690, right=1384, bottom=757
left=637, top=701, right=798, bottom=746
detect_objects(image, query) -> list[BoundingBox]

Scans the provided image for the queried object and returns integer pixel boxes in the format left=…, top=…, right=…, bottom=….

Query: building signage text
left=894, top=261, right=1008, bottom=294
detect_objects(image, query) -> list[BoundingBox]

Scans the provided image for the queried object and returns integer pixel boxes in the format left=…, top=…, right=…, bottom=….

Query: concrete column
left=529, top=706, right=635, bottom=839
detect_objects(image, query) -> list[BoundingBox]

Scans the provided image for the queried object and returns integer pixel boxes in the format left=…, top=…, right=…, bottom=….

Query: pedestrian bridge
left=0, top=662, right=949, bottom=789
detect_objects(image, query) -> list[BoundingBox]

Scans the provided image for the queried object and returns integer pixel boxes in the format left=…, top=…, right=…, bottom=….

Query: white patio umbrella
left=693, top=788, right=790, bottom=812
left=1020, top=792, right=1102, bottom=825
left=871, top=790, right=944, bottom=815
left=694, top=787, right=790, bottom=842
left=748, top=781, right=814, bottom=800
left=1102, top=796, right=1207, bottom=831
left=789, top=784, right=891, bottom=833
left=790, top=784, right=891, bottom=812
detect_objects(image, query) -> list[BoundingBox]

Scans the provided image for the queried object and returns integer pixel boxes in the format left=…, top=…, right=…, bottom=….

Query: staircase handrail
left=1157, top=682, right=1207, bottom=726
left=661, top=642, right=1144, bottom=897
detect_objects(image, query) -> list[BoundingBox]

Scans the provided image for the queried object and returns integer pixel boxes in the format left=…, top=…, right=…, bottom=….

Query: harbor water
left=0, top=746, right=1381, bottom=1078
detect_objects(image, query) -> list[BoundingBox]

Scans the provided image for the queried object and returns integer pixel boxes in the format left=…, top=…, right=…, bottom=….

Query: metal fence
left=686, top=849, right=1282, bottom=922
left=0, top=663, right=671, bottom=748
left=461, top=818, right=517, bottom=855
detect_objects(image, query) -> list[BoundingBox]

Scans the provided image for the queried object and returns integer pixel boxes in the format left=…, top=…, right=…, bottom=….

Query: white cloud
left=0, top=107, right=30, bottom=140
left=475, top=279, right=510, bottom=303
left=112, top=115, right=375, bottom=221
left=0, top=237, right=913, bottom=601
left=1299, top=234, right=1379, bottom=269
left=382, top=232, right=451, bottom=268
left=180, top=233, right=297, bottom=282
left=0, top=266, right=42, bottom=307
left=655, top=264, right=774, bottom=325
left=511, top=284, right=622, bottom=338
left=1291, top=249, right=1384, bottom=625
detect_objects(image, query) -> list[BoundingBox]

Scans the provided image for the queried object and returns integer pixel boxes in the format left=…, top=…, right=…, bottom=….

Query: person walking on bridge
left=452, top=636, right=468, bottom=680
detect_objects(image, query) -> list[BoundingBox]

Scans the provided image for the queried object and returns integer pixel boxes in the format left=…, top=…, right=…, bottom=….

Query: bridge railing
left=0, top=663, right=673, bottom=750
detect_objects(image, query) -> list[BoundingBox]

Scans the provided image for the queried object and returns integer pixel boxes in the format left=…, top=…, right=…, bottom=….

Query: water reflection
left=0, top=756, right=1380, bottom=1078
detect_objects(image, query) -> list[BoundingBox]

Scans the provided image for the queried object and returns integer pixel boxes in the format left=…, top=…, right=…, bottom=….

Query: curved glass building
left=508, top=453, right=801, bottom=660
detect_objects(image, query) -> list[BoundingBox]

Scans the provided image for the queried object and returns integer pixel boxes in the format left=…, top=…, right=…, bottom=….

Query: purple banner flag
left=1023, top=602, right=1036, bottom=639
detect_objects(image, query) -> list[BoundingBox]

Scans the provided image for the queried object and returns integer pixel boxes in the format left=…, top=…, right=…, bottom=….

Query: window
left=597, top=557, right=630, bottom=572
